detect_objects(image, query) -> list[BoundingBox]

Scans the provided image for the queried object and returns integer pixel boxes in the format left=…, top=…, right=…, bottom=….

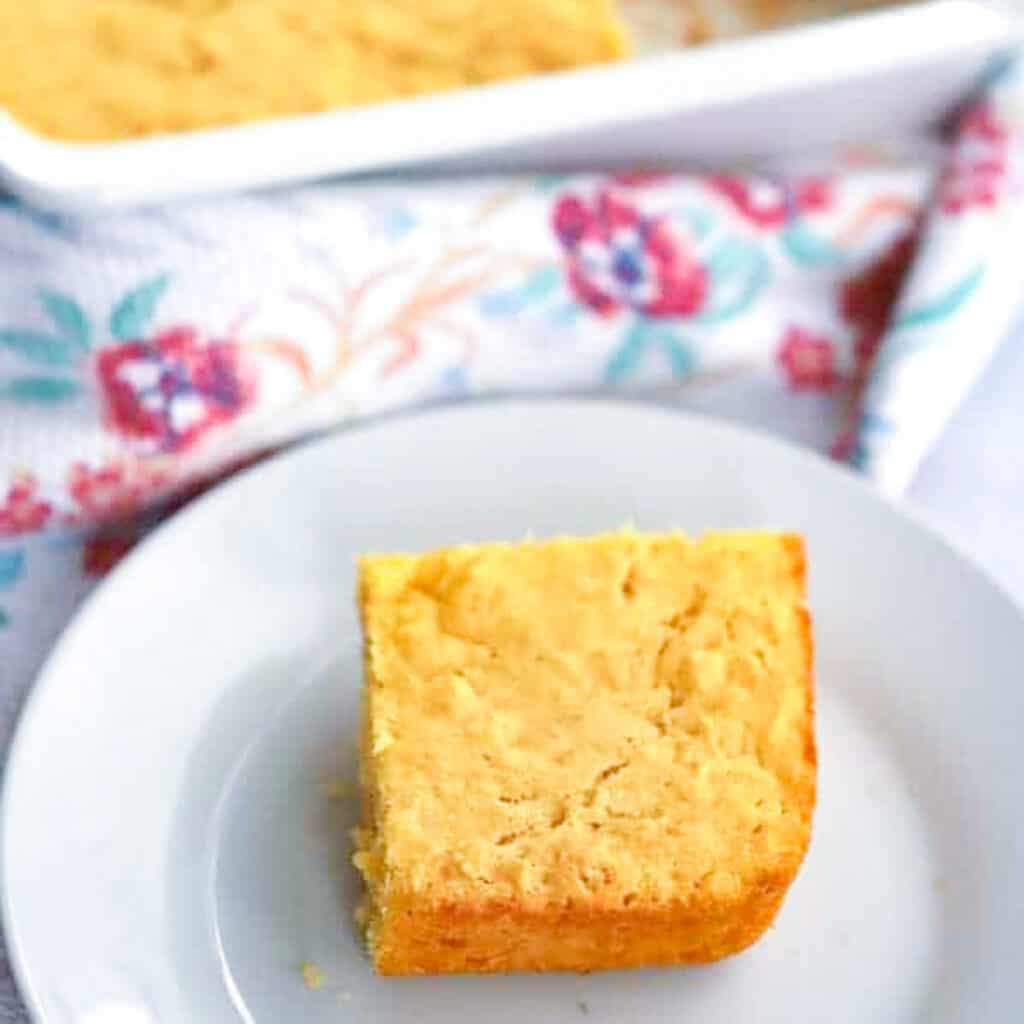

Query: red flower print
left=777, top=327, right=836, bottom=392
left=840, top=229, right=919, bottom=373
left=709, top=175, right=833, bottom=229
left=0, top=474, right=52, bottom=537
left=66, top=458, right=169, bottom=527
left=829, top=429, right=857, bottom=462
left=552, top=190, right=708, bottom=318
left=96, top=325, right=257, bottom=453
left=82, top=531, right=141, bottom=577
left=831, top=228, right=918, bottom=465
left=939, top=102, right=1009, bottom=215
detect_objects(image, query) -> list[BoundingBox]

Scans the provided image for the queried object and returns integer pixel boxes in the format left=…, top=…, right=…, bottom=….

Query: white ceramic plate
left=4, top=399, right=1022, bottom=1022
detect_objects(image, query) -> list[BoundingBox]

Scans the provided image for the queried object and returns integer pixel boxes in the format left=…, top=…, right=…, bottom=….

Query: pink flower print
left=66, top=459, right=169, bottom=527
left=0, top=474, right=52, bottom=537
left=939, top=102, right=1009, bottom=215
left=96, top=325, right=256, bottom=453
left=552, top=190, right=708, bottom=318
left=709, top=175, right=833, bottom=229
left=793, top=177, right=832, bottom=213
left=777, top=326, right=836, bottom=392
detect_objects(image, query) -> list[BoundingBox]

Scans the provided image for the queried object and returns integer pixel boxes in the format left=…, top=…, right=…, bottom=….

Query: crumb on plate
left=300, top=961, right=324, bottom=990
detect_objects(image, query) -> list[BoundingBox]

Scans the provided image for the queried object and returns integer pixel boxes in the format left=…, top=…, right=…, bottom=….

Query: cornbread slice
left=1, top=0, right=628, bottom=141
left=353, top=531, right=815, bottom=975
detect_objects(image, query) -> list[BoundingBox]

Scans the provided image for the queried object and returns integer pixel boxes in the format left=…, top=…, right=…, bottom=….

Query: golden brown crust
left=795, top=604, right=817, bottom=811
left=373, top=879, right=795, bottom=974
left=783, top=532, right=818, bottom=820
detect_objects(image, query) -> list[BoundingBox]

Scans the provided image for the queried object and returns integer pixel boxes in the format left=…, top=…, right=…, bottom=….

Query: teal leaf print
left=859, top=411, right=892, bottom=436
left=0, top=547, right=25, bottom=589
left=0, top=193, right=74, bottom=238
left=535, top=174, right=572, bottom=193
left=437, top=366, right=469, bottom=396
left=781, top=222, right=844, bottom=267
left=520, top=266, right=561, bottom=301
left=977, top=50, right=1017, bottom=92
left=547, top=302, right=581, bottom=327
left=370, top=206, right=417, bottom=241
left=478, top=291, right=521, bottom=318
left=606, top=321, right=694, bottom=382
left=478, top=266, right=560, bottom=318
left=39, top=290, right=91, bottom=349
left=670, top=207, right=716, bottom=241
left=698, top=238, right=770, bottom=324
left=0, top=606, right=9, bottom=628
left=893, top=265, right=984, bottom=330
left=0, top=329, right=79, bottom=366
left=849, top=412, right=891, bottom=470
left=109, top=274, right=170, bottom=340
left=0, top=376, right=81, bottom=402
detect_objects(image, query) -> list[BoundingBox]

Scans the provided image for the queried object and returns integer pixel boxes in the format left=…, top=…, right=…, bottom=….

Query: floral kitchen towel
left=0, top=64, right=1020, bottom=643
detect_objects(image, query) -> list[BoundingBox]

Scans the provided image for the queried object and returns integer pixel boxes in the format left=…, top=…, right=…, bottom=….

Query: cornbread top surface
left=357, top=531, right=814, bottom=912
left=1, top=0, right=628, bottom=141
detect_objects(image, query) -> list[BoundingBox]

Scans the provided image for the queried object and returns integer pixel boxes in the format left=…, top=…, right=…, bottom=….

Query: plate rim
left=5, top=395, right=1024, bottom=1021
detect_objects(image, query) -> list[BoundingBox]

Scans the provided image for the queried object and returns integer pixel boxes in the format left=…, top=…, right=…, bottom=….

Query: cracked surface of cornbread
left=0, top=0, right=628, bottom=140
left=354, top=530, right=815, bottom=974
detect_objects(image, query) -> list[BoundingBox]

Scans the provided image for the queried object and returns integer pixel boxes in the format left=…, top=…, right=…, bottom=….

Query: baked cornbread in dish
left=353, top=530, right=815, bottom=975
left=0, top=0, right=628, bottom=141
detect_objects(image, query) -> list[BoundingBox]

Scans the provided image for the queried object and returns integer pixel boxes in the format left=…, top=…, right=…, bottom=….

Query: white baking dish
left=0, top=0, right=1014, bottom=209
